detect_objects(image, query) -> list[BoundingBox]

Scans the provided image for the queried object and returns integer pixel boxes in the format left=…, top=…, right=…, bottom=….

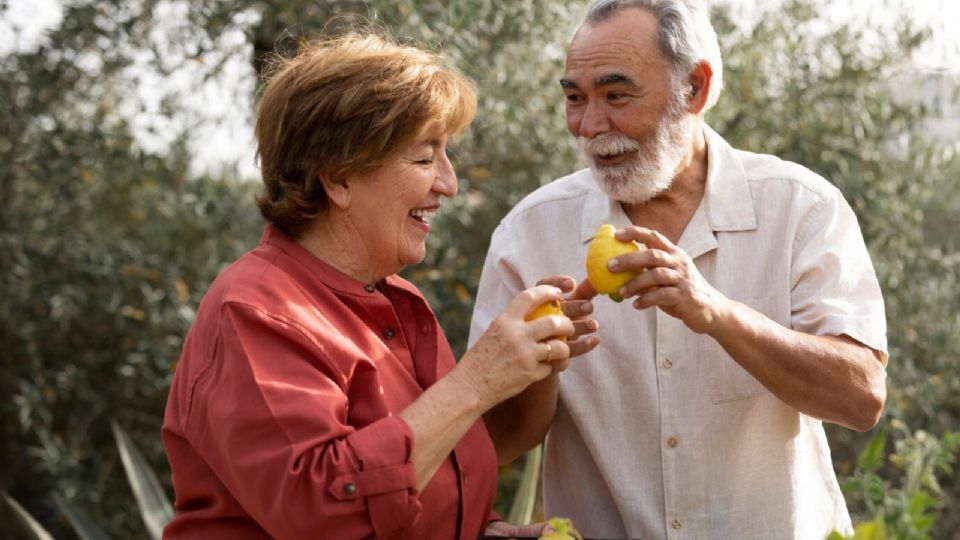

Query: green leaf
left=507, top=444, right=541, bottom=525
left=53, top=493, right=112, bottom=540
left=1, top=491, right=55, bottom=540
left=111, top=420, right=174, bottom=540
left=852, top=519, right=885, bottom=540
left=858, top=431, right=886, bottom=473
left=914, top=514, right=935, bottom=532
left=908, top=491, right=938, bottom=515
left=825, top=531, right=848, bottom=540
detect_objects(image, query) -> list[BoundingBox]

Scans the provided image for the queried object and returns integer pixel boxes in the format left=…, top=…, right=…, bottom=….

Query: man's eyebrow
left=559, top=73, right=641, bottom=90
left=594, top=73, right=639, bottom=87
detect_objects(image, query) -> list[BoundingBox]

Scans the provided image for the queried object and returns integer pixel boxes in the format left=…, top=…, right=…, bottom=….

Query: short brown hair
left=254, top=29, right=477, bottom=238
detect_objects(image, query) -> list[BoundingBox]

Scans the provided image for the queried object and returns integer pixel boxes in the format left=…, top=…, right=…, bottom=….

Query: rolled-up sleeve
left=790, top=189, right=888, bottom=357
left=183, top=301, right=421, bottom=539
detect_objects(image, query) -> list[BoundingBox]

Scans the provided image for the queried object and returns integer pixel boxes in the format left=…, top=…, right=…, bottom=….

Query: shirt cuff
left=336, top=414, right=421, bottom=535
left=814, top=314, right=888, bottom=358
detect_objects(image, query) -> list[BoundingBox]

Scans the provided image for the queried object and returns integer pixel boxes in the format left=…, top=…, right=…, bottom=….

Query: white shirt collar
left=578, top=124, right=758, bottom=245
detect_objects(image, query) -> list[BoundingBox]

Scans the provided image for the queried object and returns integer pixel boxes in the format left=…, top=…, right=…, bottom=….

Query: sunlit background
left=2, top=1, right=959, bottom=538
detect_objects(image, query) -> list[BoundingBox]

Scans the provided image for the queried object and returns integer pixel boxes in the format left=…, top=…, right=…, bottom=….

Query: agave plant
left=2, top=421, right=173, bottom=539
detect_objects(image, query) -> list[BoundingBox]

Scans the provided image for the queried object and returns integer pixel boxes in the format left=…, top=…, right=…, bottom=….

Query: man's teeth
left=410, top=209, right=437, bottom=222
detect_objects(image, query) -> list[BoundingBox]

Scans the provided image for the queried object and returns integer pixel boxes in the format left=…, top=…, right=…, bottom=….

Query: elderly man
left=469, top=0, right=889, bottom=538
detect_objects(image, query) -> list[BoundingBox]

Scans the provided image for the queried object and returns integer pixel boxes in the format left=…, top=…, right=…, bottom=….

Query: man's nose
left=576, top=102, right=612, bottom=139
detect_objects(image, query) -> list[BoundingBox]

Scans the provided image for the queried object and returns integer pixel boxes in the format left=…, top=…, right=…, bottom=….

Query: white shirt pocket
left=707, top=296, right=780, bottom=404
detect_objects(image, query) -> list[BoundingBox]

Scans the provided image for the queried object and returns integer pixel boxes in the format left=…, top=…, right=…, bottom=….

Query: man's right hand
left=537, top=275, right=600, bottom=360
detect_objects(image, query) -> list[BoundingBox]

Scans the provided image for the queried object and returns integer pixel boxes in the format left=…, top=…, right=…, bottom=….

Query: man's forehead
left=563, top=37, right=666, bottom=86
left=565, top=9, right=664, bottom=77
left=570, top=6, right=660, bottom=52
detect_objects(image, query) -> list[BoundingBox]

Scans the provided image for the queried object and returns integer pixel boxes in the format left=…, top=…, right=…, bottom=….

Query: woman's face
left=346, top=124, right=458, bottom=277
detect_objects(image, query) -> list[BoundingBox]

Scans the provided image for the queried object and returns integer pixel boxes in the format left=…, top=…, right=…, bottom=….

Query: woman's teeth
left=409, top=208, right=437, bottom=223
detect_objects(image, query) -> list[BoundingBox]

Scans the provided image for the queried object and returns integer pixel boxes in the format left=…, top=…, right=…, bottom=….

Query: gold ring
left=543, top=341, right=553, bottom=362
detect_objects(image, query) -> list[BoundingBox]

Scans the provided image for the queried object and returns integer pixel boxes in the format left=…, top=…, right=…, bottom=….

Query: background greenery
left=2, top=0, right=959, bottom=538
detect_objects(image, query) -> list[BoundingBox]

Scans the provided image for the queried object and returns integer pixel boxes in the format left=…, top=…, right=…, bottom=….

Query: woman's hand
left=536, top=275, right=600, bottom=359
left=456, top=285, right=575, bottom=410
left=484, top=519, right=552, bottom=538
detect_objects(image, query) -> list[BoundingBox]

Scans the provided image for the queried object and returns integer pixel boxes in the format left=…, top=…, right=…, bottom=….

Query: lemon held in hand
left=539, top=517, right=583, bottom=540
left=586, top=224, right=642, bottom=302
left=525, top=300, right=569, bottom=341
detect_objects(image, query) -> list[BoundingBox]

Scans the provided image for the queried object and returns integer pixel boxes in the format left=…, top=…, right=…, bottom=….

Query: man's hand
left=608, top=226, right=730, bottom=334
left=536, top=275, right=600, bottom=359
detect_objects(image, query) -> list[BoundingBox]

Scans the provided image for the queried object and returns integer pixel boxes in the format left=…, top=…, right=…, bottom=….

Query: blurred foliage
left=2, top=0, right=959, bottom=538
left=838, top=425, right=960, bottom=539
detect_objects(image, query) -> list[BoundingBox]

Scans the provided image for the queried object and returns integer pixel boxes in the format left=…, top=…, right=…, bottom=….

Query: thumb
left=570, top=277, right=598, bottom=301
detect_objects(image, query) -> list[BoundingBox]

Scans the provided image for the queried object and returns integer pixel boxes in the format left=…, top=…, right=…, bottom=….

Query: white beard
left=578, top=105, right=694, bottom=204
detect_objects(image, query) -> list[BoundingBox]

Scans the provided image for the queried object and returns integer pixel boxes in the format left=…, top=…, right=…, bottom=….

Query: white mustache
left=578, top=134, right=642, bottom=159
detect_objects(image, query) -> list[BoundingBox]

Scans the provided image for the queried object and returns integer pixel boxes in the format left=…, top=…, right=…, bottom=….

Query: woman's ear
left=320, top=173, right=351, bottom=210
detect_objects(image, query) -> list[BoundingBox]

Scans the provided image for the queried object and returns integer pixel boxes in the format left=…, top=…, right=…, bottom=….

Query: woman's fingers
left=525, top=312, right=575, bottom=342
left=504, top=285, right=564, bottom=319
left=536, top=274, right=576, bottom=293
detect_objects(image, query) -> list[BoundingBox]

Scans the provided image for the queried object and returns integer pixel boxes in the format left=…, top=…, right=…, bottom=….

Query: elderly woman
left=161, top=29, right=597, bottom=539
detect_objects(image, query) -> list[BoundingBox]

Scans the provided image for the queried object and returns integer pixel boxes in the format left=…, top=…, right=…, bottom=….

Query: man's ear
left=687, top=60, right=713, bottom=115
left=320, top=173, right=351, bottom=210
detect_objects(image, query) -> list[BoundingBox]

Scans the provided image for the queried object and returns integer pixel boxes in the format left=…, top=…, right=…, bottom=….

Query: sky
left=3, top=0, right=958, bottom=180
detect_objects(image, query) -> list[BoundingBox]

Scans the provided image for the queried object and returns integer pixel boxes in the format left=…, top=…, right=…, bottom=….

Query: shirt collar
left=578, top=124, right=757, bottom=244
left=260, top=224, right=413, bottom=297
left=702, top=124, right=757, bottom=232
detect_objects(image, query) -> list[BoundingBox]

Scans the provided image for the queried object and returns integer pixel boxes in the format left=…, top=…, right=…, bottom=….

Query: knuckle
left=519, top=289, right=539, bottom=303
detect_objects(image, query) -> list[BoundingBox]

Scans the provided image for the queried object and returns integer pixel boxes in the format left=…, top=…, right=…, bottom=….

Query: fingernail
left=607, top=258, right=619, bottom=269
left=619, top=287, right=628, bottom=296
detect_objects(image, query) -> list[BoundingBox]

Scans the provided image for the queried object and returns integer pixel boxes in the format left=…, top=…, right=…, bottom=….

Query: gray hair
left=577, top=0, right=724, bottom=111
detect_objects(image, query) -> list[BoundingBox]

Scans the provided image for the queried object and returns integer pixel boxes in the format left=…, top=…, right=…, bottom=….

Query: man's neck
left=623, top=123, right=708, bottom=245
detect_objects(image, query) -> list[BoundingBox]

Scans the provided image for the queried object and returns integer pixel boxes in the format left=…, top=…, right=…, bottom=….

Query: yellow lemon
left=525, top=300, right=568, bottom=341
left=586, top=224, right=641, bottom=302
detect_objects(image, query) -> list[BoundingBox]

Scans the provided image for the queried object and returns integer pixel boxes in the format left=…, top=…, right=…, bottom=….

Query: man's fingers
left=566, top=335, right=600, bottom=358
left=616, top=226, right=677, bottom=253
left=570, top=318, right=598, bottom=338
left=570, top=277, right=598, bottom=301
left=561, top=299, right=594, bottom=319
left=620, top=267, right=682, bottom=298
left=632, top=286, right=681, bottom=311
left=610, top=248, right=677, bottom=273
left=536, top=274, right=576, bottom=293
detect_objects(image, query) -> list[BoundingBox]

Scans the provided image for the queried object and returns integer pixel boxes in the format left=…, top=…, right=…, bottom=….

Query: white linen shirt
left=469, top=126, right=887, bottom=540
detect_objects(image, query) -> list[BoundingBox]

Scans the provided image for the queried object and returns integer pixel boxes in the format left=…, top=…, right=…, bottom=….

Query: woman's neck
left=297, top=217, right=387, bottom=284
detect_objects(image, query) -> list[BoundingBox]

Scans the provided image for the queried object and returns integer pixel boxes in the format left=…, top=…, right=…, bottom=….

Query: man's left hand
left=609, top=226, right=729, bottom=334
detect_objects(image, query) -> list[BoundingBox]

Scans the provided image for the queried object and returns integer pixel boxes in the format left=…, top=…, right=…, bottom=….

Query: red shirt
left=162, top=225, right=498, bottom=539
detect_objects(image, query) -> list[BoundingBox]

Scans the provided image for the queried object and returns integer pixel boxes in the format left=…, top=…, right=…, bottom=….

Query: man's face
left=562, top=7, right=694, bottom=203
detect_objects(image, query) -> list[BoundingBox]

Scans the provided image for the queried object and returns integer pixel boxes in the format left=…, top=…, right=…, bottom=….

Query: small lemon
left=525, top=300, right=568, bottom=341
left=586, top=224, right=642, bottom=302
left=539, top=517, right=583, bottom=540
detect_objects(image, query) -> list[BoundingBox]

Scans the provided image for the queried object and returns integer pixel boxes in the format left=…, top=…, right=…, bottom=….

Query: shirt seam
left=183, top=301, right=340, bottom=445
left=500, top=185, right=592, bottom=228
left=744, top=173, right=832, bottom=203
left=791, top=196, right=830, bottom=271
